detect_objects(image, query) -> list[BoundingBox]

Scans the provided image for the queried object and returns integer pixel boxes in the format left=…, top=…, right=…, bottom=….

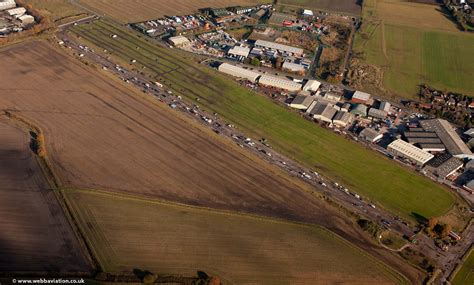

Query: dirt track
left=0, top=41, right=423, bottom=282
left=0, top=116, right=90, bottom=272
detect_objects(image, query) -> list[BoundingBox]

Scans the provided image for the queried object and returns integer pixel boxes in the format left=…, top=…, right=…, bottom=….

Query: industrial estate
left=0, top=0, right=473, bottom=284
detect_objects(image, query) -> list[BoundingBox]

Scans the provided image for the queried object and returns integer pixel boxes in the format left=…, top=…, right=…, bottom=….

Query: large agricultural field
left=278, top=0, right=362, bottom=16
left=69, top=19, right=455, bottom=221
left=77, top=0, right=271, bottom=23
left=64, top=189, right=408, bottom=284
left=450, top=248, right=474, bottom=285
left=0, top=41, right=423, bottom=283
left=353, top=0, right=474, bottom=98
left=0, top=116, right=90, bottom=272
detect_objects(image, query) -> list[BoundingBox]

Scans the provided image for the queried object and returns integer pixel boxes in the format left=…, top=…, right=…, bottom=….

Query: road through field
left=0, top=116, right=90, bottom=272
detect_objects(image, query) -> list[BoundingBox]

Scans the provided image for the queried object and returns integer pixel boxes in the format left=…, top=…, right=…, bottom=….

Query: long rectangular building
left=419, top=119, right=472, bottom=157
left=258, top=74, right=302, bottom=91
left=218, top=63, right=261, bottom=82
left=387, top=139, right=434, bottom=166
left=254, top=39, right=304, bottom=56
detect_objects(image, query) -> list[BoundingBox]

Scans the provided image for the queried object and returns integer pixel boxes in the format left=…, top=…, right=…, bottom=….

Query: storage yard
left=77, top=0, right=272, bottom=23
left=66, top=19, right=456, bottom=221
left=0, top=116, right=90, bottom=272
left=0, top=0, right=35, bottom=35
left=64, top=189, right=409, bottom=284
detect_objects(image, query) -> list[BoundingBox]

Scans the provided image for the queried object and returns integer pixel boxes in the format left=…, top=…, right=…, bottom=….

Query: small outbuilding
left=359, top=128, right=383, bottom=143
left=168, top=35, right=191, bottom=47
left=289, top=95, right=315, bottom=110
left=351, top=90, right=371, bottom=104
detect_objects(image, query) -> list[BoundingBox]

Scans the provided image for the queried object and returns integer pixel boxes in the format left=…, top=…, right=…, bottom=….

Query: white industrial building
left=258, top=74, right=302, bottom=91
left=218, top=63, right=261, bottom=82
left=282, top=61, right=305, bottom=73
left=255, top=39, right=304, bottom=57
left=379, top=101, right=391, bottom=113
left=387, top=139, right=434, bottom=166
left=7, top=7, right=25, bottom=17
left=228, top=46, right=250, bottom=58
left=168, top=35, right=190, bottom=47
left=0, top=0, right=15, bottom=11
left=289, top=95, right=314, bottom=110
left=303, top=79, right=321, bottom=92
left=18, top=14, right=34, bottom=25
left=351, top=90, right=371, bottom=104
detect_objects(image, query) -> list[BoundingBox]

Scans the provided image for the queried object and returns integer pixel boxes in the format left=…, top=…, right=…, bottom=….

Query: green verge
left=451, top=248, right=474, bottom=285
left=63, top=188, right=409, bottom=284
left=69, top=19, right=455, bottom=221
left=354, top=0, right=474, bottom=98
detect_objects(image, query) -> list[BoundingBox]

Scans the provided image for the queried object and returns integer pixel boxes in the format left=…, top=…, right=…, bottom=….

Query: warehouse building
left=350, top=104, right=368, bottom=117
left=258, top=74, right=302, bottom=91
left=332, top=111, right=354, bottom=128
left=424, top=154, right=463, bottom=179
left=6, top=7, right=25, bottom=17
left=359, top=128, right=383, bottom=143
left=0, top=0, right=15, bottom=11
left=168, top=35, right=191, bottom=47
left=303, top=79, right=321, bottom=92
left=255, top=39, right=304, bottom=57
left=228, top=46, right=250, bottom=58
left=218, top=63, right=261, bottom=82
left=379, top=101, right=391, bottom=113
left=18, top=14, right=34, bottom=25
left=289, top=95, right=315, bottom=110
left=351, top=90, right=371, bottom=104
left=282, top=61, right=305, bottom=73
left=309, top=102, right=337, bottom=123
left=419, top=119, right=473, bottom=158
left=387, top=139, right=434, bottom=166
left=368, top=108, right=387, bottom=120
left=418, top=144, right=446, bottom=152
left=406, top=137, right=443, bottom=144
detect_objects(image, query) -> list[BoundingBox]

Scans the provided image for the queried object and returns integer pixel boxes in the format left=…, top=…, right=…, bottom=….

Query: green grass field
left=64, top=189, right=408, bottom=284
left=354, top=0, right=474, bottom=98
left=278, top=0, right=362, bottom=16
left=69, top=19, right=455, bottom=221
left=451, top=248, right=474, bottom=285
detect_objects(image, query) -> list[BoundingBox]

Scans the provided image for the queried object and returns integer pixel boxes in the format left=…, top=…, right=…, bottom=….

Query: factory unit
left=387, top=139, right=434, bottom=166
left=309, top=102, right=337, bottom=123
left=254, top=39, right=304, bottom=57
left=351, top=90, right=371, bottom=104
left=258, top=74, right=302, bottom=91
left=332, top=111, right=354, bottom=128
left=303, top=79, right=321, bottom=92
left=350, top=104, right=368, bottom=117
left=289, top=95, right=315, bottom=110
left=419, top=119, right=473, bottom=158
left=6, top=6, right=25, bottom=17
left=0, top=0, right=15, bottom=11
left=168, top=35, right=191, bottom=47
left=367, top=108, right=387, bottom=120
left=282, top=61, right=305, bottom=73
left=218, top=63, right=261, bottom=82
left=227, top=46, right=250, bottom=58
left=379, top=101, right=391, bottom=113
left=359, top=128, right=383, bottom=143
left=18, top=14, right=33, bottom=25
left=423, top=154, right=463, bottom=179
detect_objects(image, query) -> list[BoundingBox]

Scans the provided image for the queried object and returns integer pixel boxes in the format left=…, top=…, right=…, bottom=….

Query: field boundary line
left=448, top=245, right=473, bottom=283
left=64, top=187, right=410, bottom=284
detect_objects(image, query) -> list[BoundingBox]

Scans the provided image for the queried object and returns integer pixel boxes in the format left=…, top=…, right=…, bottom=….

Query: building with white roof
left=309, top=102, right=337, bottom=123
left=282, top=61, right=305, bottom=73
left=168, top=35, right=190, bottom=47
left=18, top=14, right=34, bottom=25
left=303, top=80, right=321, bottom=92
left=387, top=139, right=434, bottom=166
left=7, top=7, right=25, bottom=17
left=258, top=74, right=302, bottom=91
left=0, top=0, right=15, bottom=11
left=255, top=39, right=304, bottom=57
left=228, top=46, right=250, bottom=58
left=379, top=101, right=391, bottom=113
left=218, top=63, right=261, bottom=82
left=332, top=111, right=354, bottom=128
left=351, top=90, right=371, bottom=104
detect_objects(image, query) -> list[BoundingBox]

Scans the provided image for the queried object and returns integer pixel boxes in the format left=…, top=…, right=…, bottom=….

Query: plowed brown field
left=0, top=117, right=90, bottom=272
left=0, top=41, right=421, bottom=282
left=78, top=0, right=271, bottom=23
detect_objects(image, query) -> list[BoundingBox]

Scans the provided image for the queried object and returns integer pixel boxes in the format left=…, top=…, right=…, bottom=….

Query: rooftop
left=420, top=119, right=472, bottom=156
left=388, top=139, right=434, bottom=165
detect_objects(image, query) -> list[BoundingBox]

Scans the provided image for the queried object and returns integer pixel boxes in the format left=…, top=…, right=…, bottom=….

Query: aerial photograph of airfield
left=0, top=0, right=473, bottom=284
